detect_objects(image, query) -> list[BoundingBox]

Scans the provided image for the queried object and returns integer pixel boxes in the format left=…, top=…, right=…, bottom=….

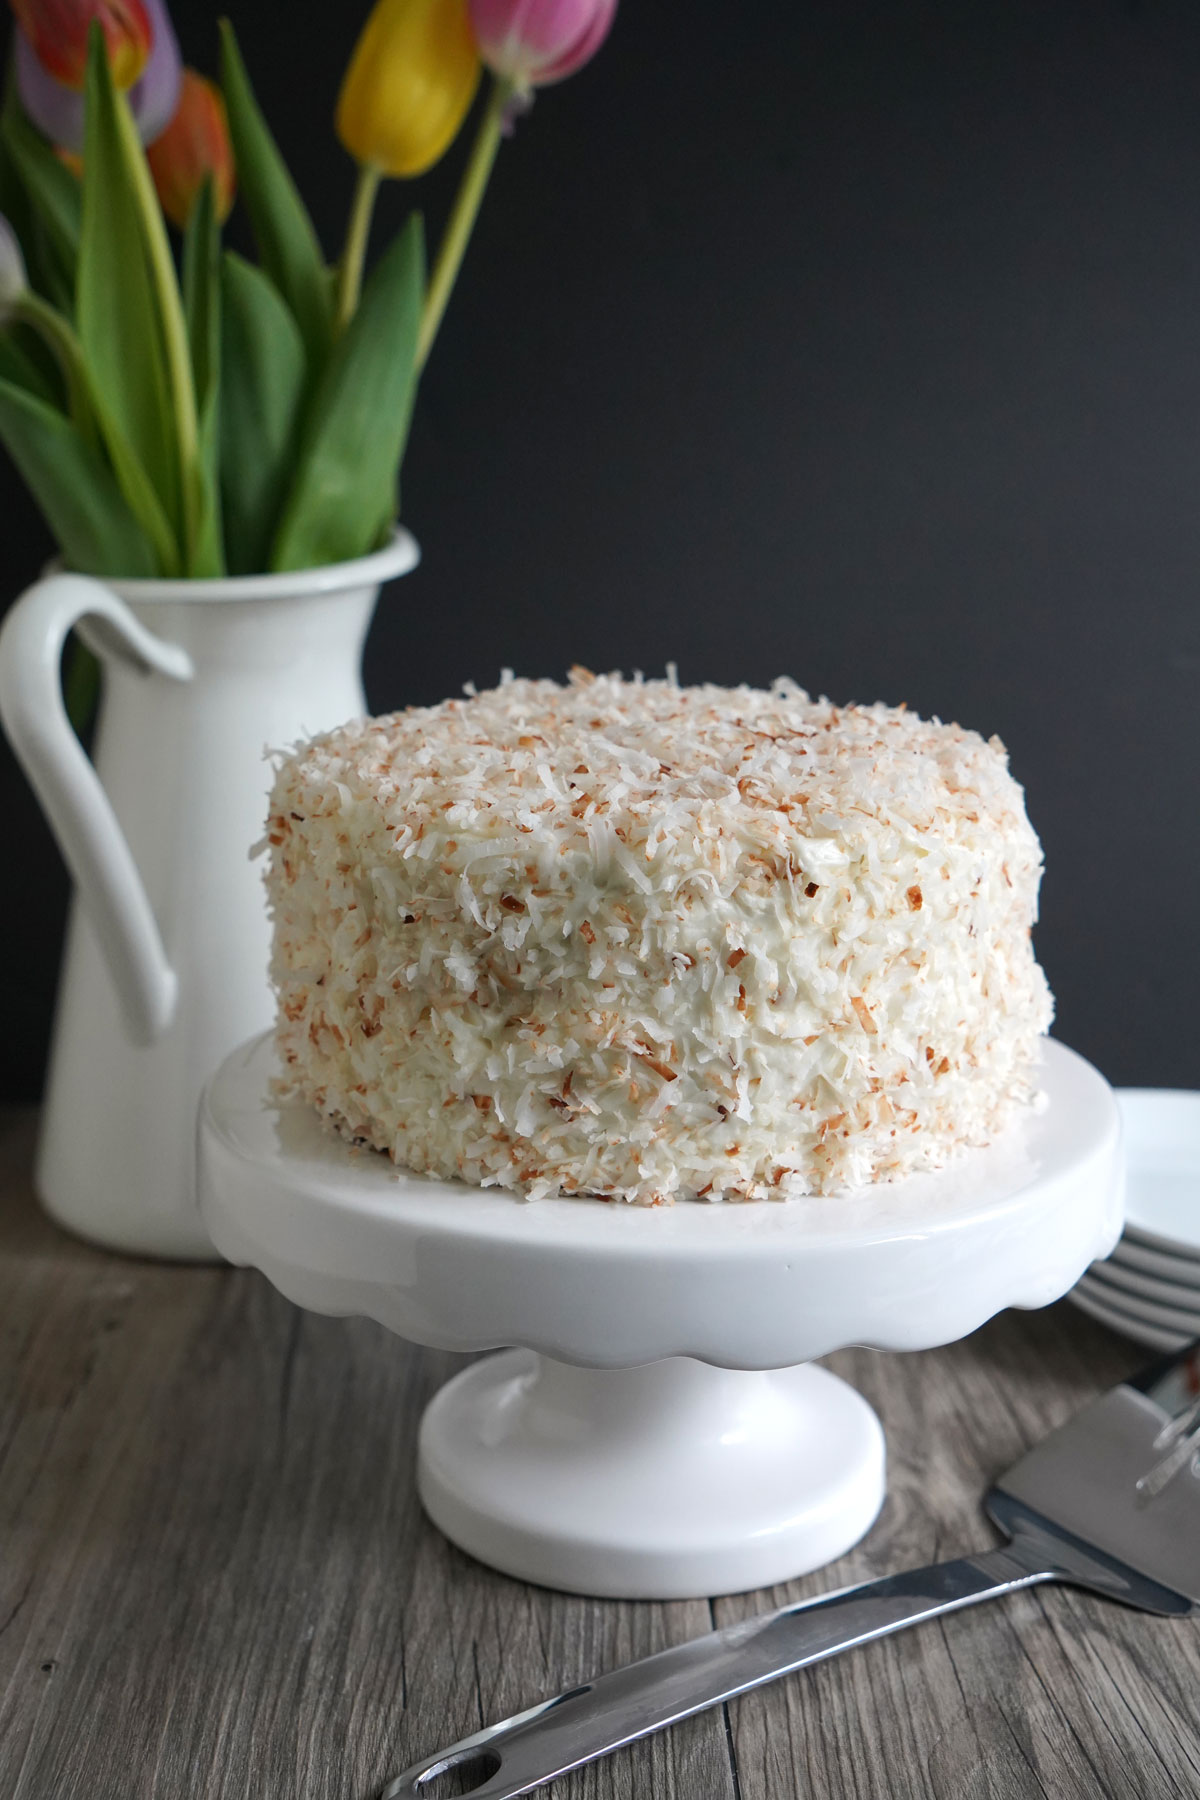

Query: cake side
left=263, top=671, right=1054, bottom=1201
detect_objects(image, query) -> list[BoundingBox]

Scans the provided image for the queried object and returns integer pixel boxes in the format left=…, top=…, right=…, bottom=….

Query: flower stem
left=417, top=77, right=512, bottom=372
left=17, top=291, right=100, bottom=451
left=336, top=161, right=383, bottom=333
left=113, top=85, right=200, bottom=564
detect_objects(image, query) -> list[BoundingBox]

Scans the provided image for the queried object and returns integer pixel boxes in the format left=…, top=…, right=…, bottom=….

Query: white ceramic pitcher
left=0, top=530, right=419, bottom=1259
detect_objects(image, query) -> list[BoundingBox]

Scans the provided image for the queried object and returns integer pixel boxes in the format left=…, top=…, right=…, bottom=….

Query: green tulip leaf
left=184, top=176, right=220, bottom=409
left=0, top=323, right=60, bottom=405
left=0, top=74, right=82, bottom=292
left=218, top=21, right=333, bottom=371
left=218, top=250, right=306, bottom=575
left=270, top=214, right=423, bottom=573
left=187, top=411, right=224, bottom=576
left=27, top=213, right=75, bottom=314
left=0, top=377, right=156, bottom=576
left=78, top=30, right=180, bottom=564
left=183, top=176, right=224, bottom=577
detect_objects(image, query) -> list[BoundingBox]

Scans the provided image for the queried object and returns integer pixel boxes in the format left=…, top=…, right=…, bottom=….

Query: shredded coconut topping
left=264, top=669, right=1053, bottom=1202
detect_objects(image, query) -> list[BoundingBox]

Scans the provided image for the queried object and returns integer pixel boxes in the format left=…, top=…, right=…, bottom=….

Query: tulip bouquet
left=0, top=0, right=615, bottom=585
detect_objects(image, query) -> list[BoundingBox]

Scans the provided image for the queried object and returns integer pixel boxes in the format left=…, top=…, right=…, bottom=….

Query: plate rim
left=1076, top=1269, right=1200, bottom=1335
left=1111, top=1231, right=1200, bottom=1280
left=1089, top=1249, right=1200, bottom=1306
left=1066, top=1282, right=1189, bottom=1351
left=1114, top=1086, right=1200, bottom=1255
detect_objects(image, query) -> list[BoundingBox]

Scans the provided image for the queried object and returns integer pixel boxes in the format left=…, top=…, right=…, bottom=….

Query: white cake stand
left=197, top=1034, right=1122, bottom=1600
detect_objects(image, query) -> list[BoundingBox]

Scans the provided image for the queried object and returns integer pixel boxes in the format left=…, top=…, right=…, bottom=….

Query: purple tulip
left=468, top=0, right=616, bottom=90
left=15, top=0, right=182, bottom=153
left=0, top=214, right=28, bottom=323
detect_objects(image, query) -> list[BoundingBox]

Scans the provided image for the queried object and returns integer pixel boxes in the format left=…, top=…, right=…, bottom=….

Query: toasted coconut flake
left=851, top=995, right=878, bottom=1034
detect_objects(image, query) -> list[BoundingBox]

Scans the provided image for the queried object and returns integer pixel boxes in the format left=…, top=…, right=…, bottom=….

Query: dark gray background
left=3, top=0, right=1199, bottom=1100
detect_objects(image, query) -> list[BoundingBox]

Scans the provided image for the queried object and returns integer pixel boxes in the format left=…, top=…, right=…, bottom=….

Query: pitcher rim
left=96, top=527, right=419, bottom=604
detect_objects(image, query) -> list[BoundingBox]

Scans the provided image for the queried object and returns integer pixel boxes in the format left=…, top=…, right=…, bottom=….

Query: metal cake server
left=383, top=1343, right=1200, bottom=1800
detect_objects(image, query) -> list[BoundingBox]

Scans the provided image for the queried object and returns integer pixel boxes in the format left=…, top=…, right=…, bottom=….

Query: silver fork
left=383, top=1341, right=1200, bottom=1800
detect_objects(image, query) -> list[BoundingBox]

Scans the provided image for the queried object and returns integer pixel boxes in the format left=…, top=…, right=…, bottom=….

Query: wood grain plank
left=0, top=1108, right=734, bottom=1800
left=4, top=1101, right=1199, bottom=1800
left=715, top=1318, right=1200, bottom=1800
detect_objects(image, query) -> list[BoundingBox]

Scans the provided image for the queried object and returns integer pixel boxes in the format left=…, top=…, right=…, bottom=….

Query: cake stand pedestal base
left=419, top=1351, right=885, bottom=1598
left=198, top=1033, right=1122, bottom=1600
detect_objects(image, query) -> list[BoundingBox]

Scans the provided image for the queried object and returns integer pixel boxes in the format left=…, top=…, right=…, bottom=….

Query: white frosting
left=264, top=670, right=1053, bottom=1202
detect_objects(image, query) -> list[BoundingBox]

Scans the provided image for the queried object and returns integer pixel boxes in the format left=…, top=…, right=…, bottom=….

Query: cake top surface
left=285, top=667, right=1033, bottom=855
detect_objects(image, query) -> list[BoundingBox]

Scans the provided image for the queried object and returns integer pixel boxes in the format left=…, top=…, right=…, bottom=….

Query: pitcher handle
left=0, top=572, right=194, bottom=1046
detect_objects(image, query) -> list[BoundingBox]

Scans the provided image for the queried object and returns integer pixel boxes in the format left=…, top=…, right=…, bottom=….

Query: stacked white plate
left=1068, top=1088, right=1200, bottom=1351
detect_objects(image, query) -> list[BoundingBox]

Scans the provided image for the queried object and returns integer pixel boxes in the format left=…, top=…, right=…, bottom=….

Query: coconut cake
left=263, top=669, right=1053, bottom=1202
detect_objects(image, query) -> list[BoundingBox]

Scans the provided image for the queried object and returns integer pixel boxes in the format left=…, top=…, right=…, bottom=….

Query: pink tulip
left=467, top=0, right=616, bottom=90
left=15, top=0, right=181, bottom=152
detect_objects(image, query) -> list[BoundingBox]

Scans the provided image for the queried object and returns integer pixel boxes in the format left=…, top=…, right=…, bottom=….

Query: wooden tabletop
left=1, top=1104, right=1197, bottom=1800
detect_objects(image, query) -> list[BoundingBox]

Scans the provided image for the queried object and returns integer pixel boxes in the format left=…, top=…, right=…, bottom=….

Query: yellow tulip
left=337, top=0, right=481, bottom=179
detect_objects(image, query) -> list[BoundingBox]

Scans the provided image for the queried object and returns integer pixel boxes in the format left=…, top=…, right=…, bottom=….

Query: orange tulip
left=146, top=69, right=235, bottom=228
left=9, top=0, right=152, bottom=90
